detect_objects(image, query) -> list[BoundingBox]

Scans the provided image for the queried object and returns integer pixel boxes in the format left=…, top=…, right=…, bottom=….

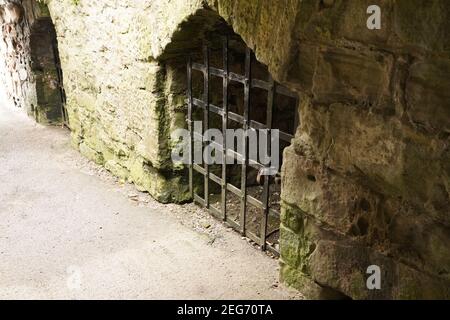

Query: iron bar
left=187, top=56, right=194, bottom=198
left=203, top=44, right=210, bottom=208
left=260, top=76, right=275, bottom=251
left=239, top=47, right=252, bottom=235
left=221, top=36, right=229, bottom=222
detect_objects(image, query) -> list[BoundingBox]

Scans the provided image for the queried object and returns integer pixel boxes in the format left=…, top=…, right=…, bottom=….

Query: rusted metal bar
left=260, top=76, right=275, bottom=251
left=187, top=56, right=194, bottom=199
left=203, top=44, right=210, bottom=208
left=240, top=47, right=252, bottom=235
left=221, top=36, right=229, bottom=222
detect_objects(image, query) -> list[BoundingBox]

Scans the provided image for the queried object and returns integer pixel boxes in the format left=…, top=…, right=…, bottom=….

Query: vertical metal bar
left=293, top=96, right=300, bottom=134
left=187, top=56, right=194, bottom=198
left=203, top=44, right=210, bottom=208
left=221, top=36, right=229, bottom=221
left=260, top=76, right=275, bottom=251
left=51, top=38, right=68, bottom=126
left=240, top=48, right=252, bottom=235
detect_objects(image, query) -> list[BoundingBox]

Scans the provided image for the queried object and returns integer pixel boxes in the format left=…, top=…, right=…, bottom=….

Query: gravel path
left=0, top=104, right=303, bottom=300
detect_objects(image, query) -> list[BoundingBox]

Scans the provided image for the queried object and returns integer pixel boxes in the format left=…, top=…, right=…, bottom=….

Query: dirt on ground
left=0, top=103, right=303, bottom=300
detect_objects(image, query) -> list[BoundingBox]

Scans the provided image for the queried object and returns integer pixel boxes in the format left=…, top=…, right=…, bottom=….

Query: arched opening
left=162, top=8, right=299, bottom=255
left=28, top=4, right=68, bottom=126
left=0, top=0, right=68, bottom=126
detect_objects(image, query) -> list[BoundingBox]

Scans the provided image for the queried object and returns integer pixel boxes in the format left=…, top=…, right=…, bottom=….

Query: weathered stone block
left=386, top=198, right=450, bottom=280
left=282, top=147, right=382, bottom=235
left=393, top=0, right=450, bottom=53
left=79, top=141, right=104, bottom=165
left=295, top=0, right=392, bottom=46
left=280, top=225, right=304, bottom=269
left=312, top=47, right=393, bottom=108
left=406, top=57, right=450, bottom=134
left=285, top=44, right=318, bottom=91
left=280, top=262, right=344, bottom=300
left=309, top=240, right=450, bottom=299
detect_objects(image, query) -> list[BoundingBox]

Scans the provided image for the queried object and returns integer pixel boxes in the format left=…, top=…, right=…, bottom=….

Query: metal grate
left=187, top=37, right=299, bottom=255
left=51, top=37, right=69, bottom=129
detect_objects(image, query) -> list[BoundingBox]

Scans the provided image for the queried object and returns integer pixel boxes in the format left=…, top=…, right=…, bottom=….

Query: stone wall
left=0, top=0, right=63, bottom=123
left=2, top=0, right=449, bottom=299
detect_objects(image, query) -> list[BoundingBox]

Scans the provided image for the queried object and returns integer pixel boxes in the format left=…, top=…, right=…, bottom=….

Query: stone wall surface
left=1, top=0, right=449, bottom=299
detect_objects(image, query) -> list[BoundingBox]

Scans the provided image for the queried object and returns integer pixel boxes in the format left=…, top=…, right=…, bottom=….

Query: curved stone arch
left=154, top=1, right=301, bottom=85
left=158, top=7, right=239, bottom=61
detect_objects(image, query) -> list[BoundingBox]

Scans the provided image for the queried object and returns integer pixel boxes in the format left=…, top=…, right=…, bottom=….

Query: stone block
left=295, top=0, right=393, bottom=47
left=393, top=0, right=450, bottom=53
left=282, top=147, right=382, bottom=235
left=309, top=240, right=450, bottom=299
left=406, top=57, right=450, bottom=134
left=312, top=47, right=393, bottom=108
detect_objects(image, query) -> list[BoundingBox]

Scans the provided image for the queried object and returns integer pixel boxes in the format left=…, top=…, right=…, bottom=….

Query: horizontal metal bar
left=228, top=112, right=292, bottom=142
left=229, top=72, right=245, bottom=84
left=226, top=183, right=242, bottom=197
left=209, top=104, right=223, bottom=116
left=192, top=62, right=205, bottom=72
left=209, top=206, right=224, bottom=220
left=193, top=164, right=206, bottom=175
left=194, top=194, right=206, bottom=206
left=279, top=131, right=294, bottom=142
left=210, top=67, right=225, bottom=78
left=246, top=230, right=263, bottom=246
left=209, top=173, right=222, bottom=185
left=269, top=208, right=280, bottom=217
left=266, top=243, right=280, bottom=256
left=266, top=228, right=280, bottom=238
left=193, top=64, right=225, bottom=78
left=247, top=195, right=264, bottom=209
left=226, top=148, right=244, bottom=163
left=193, top=98, right=224, bottom=116
left=227, top=111, right=244, bottom=124
left=204, top=138, right=244, bottom=163
left=248, top=158, right=264, bottom=169
left=252, top=78, right=270, bottom=91
left=224, top=218, right=242, bottom=232
left=249, top=120, right=267, bottom=130
left=276, top=85, right=298, bottom=99
left=192, top=98, right=206, bottom=108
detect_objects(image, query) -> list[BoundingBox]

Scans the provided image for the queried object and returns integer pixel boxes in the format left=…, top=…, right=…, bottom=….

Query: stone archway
left=159, top=6, right=300, bottom=264
left=29, top=8, right=67, bottom=126
left=0, top=0, right=67, bottom=125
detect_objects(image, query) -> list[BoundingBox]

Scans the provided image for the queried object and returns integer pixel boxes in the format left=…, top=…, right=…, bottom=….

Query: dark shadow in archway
left=29, top=14, right=68, bottom=127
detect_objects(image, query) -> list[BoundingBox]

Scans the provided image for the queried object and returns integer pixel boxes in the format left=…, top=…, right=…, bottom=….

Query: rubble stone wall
left=0, top=0, right=63, bottom=123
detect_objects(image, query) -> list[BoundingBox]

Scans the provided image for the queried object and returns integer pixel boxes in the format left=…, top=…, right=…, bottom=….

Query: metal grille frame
left=50, top=30, right=69, bottom=129
left=187, top=37, right=299, bottom=255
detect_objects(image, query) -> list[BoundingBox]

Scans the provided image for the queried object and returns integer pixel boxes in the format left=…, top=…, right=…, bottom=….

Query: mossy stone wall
left=14, top=0, right=450, bottom=298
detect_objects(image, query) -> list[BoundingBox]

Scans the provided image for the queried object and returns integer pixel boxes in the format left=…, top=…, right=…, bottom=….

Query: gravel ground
left=0, top=103, right=303, bottom=300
